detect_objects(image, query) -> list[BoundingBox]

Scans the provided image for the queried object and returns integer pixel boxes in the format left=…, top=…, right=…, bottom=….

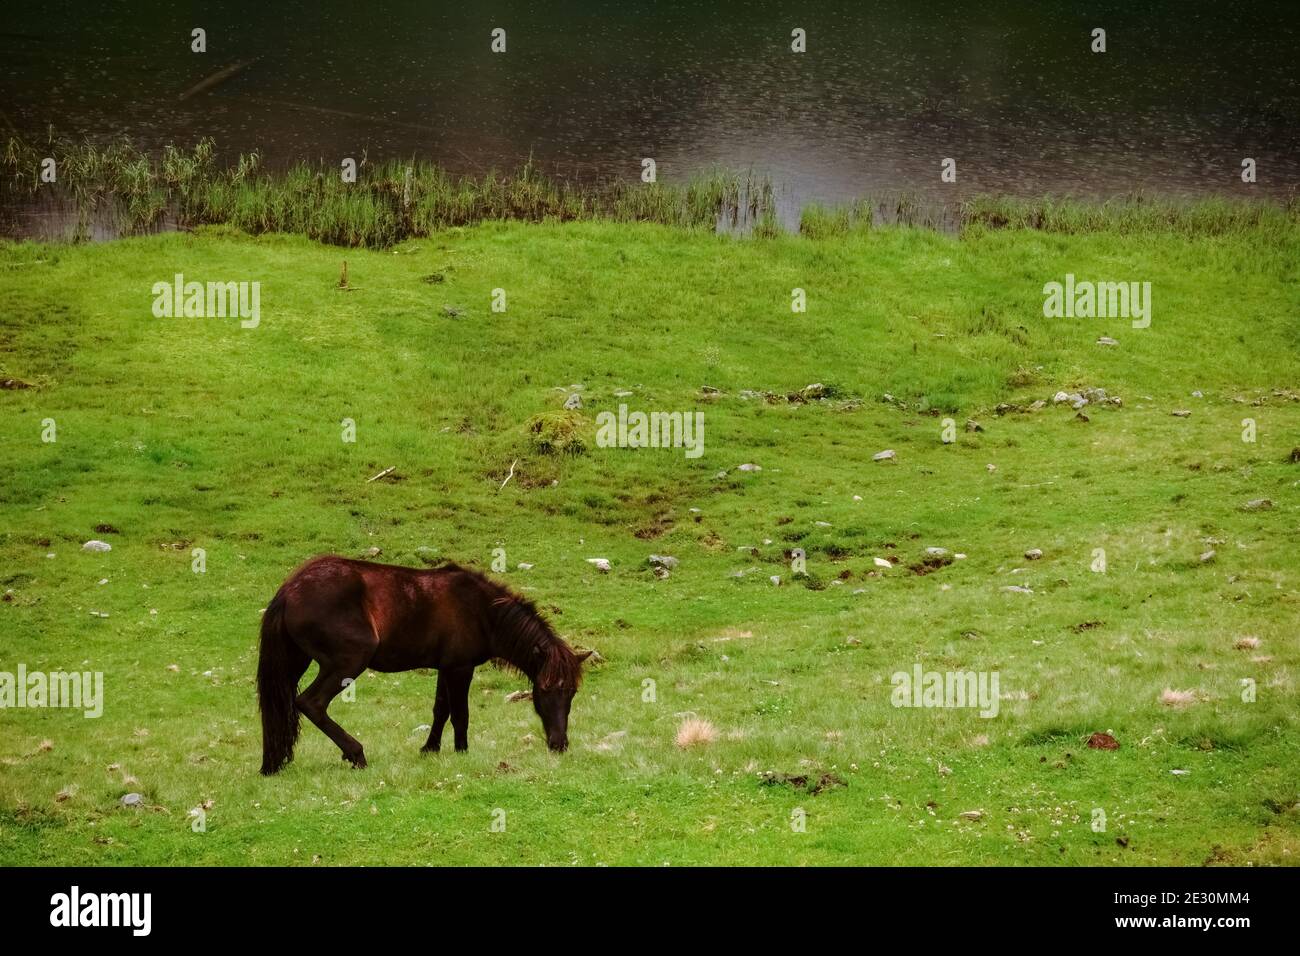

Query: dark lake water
left=3, top=0, right=1299, bottom=219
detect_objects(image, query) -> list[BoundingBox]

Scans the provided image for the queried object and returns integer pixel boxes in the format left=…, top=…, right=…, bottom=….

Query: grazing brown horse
left=257, top=555, right=590, bottom=774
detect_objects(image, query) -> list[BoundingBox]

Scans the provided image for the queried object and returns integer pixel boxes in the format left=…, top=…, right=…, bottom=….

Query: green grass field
left=1, top=220, right=1298, bottom=865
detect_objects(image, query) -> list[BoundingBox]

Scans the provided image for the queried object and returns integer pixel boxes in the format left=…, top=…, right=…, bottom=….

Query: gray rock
left=1171, top=409, right=1191, bottom=417
left=648, top=555, right=679, bottom=569
left=925, top=547, right=950, bottom=557
left=736, top=462, right=762, bottom=472
left=121, top=793, right=143, bottom=807
left=965, top=419, right=983, bottom=432
left=82, top=540, right=112, bottom=553
left=1243, top=498, right=1274, bottom=511
left=1001, top=585, right=1034, bottom=594
left=800, top=383, right=829, bottom=400
left=873, top=449, right=896, bottom=461
left=563, top=392, right=582, bottom=410
left=1024, top=548, right=1043, bottom=560
left=769, top=575, right=781, bottom=586
left=1199, top=550, right=1216, bottom=563
left=1097, top=336, right=1119, bottom=346
left=585, top=557, right=611, bottom=572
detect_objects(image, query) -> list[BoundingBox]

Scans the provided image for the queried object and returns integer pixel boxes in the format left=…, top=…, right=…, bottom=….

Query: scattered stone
left=736, top=462, right=761, bottom=472
left=1242, top=498, right=1273, bottom=511
left=872, top=449, right=896, bottom=462
left=516, top=562, right=533, bottom=570
left=873, top=557, right=892, bottom=568
left=1, top=378, right=32, bottom=389
left=845, top=637, right=862, bottom=646
left=800, top=383, right=829, bottom=400
left=1097, top=336, right=1119, bottom=346
left=954, top=553, right=967, bottom=560
left=363, top=546, right=381, bottom=557
left=937, top=763, right=952, bottom=777
left=82, top=540, right=112, bottom=553
left=925, top=547, right=949, bottom=557
left=1001, top=585, right=1033, bottom=595
left=1086, top=732, right=1120, bottom=750
left=1024, top=548, right=1043, bottom=560
left=653, top=566, right=671, bottom=580
left=1171, top=409, right=1191, bottom=417
left=585, top=558, right=611, bottom=572
left=958, top=810, right=983, bottom=821
left=505, top=690, right=532, bottom=703
left=1074, top=411, right=1090, bottom=423
left=563, top=392, right=582, bottom=410
left=121, top=793, right=143, bottom=807
left=986, top=463, right=996, bottom=472
left=1170, top=769, right=1190, bottom=776
left=815, top=521, right=831, bottom=528
left=1234, top=636, right=1260, bottom=650
left=1192, top=390, right=1203, bottom=398
left=1199, top=550, right=1216, bottom=564
left=965, top=419, right=983, bottom=432
left=769, top=575, right=781, bottom=586
left=648, top=554, right=678, bottom=570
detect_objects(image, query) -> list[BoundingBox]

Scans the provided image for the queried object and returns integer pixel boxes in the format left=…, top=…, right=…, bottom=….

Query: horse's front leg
left=421, top=672, right=450, bottom=753
left=444, top=666, right=475, bottom=752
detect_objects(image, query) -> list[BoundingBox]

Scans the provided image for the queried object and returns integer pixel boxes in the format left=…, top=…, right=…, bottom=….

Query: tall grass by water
left=1, top=135, right=772, bottom=245
left=3, top=134, right=1297, bottom=245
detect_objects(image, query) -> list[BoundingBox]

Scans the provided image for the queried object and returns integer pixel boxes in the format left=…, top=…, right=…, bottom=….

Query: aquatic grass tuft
left=1, top=135, right=773, bottom=246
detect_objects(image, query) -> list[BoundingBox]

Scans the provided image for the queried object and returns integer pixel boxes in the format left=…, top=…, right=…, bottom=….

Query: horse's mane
left=483, top=581, right=582, bottom=691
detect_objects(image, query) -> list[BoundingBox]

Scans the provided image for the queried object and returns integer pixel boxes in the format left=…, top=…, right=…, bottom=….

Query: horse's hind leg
left=297, top=664, right=369, bottom=768
left=421, top=674, right=450, bottom=753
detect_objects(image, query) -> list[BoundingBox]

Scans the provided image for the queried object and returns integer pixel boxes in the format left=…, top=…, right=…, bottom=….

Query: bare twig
left=179, top=59, right=256, bottom=102
left=366, top=466, right=395, bottom=483
left=498, top=459, right=518, bottom=491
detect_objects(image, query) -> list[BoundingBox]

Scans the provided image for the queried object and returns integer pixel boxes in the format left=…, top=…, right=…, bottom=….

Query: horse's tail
left=257, top=590, right=301, bottom=775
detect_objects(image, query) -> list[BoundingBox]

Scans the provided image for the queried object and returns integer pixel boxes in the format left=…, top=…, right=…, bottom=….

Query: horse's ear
left=574, top=649, right=594, bottom=664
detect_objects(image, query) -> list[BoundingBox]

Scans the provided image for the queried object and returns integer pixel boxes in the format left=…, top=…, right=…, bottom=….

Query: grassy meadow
left=1, top=217, right=1298, bottom=865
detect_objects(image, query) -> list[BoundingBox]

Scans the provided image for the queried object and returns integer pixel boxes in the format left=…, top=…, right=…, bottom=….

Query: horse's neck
left=488, top=604, right=545, bottom=682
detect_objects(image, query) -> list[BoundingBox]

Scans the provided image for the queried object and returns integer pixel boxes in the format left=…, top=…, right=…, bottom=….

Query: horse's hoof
left=343, top=751, right=367, bottom=769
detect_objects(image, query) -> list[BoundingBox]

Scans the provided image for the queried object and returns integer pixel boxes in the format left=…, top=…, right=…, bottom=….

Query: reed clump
left=1, top=134, right=773, bottom=246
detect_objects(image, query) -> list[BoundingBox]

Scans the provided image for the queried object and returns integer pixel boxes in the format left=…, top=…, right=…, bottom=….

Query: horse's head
left=532, top=644, right=592, bottom=752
